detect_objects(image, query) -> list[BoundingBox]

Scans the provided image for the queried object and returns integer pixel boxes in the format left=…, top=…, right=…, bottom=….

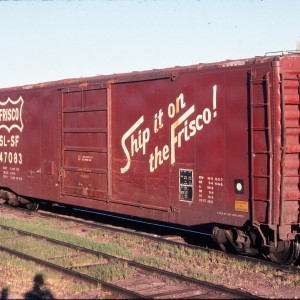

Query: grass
left=0, top=216, right=131, bottom=258
left=75, top=262, right=134, bottom=281
left=0, top=251, right=94, bottom=298
left=0, top=213, right=300, bottom=298
left=135, top=255, right=165, bottom=268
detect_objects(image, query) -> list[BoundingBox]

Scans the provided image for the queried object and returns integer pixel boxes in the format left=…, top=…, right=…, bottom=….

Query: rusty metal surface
left=279, top=66, right=300, bottom=238
left=0, top=54, right=299, bottom=232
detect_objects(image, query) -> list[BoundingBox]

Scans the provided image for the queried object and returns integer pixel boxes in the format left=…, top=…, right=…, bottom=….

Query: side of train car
left=0, top=53, right=299, bottom=264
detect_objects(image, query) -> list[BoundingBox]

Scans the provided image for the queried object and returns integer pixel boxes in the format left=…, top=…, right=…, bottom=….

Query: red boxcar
left=0, top=53, right=300, bottom=264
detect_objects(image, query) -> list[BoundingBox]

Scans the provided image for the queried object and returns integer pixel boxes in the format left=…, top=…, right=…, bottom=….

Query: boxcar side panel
left=0, top=87, right=61, bottom=201
left=111, top=65, right=252, bottom=227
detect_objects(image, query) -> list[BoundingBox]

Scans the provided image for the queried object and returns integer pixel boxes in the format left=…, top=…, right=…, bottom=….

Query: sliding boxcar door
left=61, top=86, right=109, bottom=200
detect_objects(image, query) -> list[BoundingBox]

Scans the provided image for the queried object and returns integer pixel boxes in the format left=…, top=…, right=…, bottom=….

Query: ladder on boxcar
left=249, top=73, right=273, bottom=227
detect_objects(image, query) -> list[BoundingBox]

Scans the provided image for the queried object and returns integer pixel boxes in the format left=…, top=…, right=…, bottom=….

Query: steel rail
left=0, top=244, right=148, bottom=299
left=0, top=224, right=260, bottom=299
left=2, top=203, right=300, bottom=275
left=37, top=207, right=300, bottom=275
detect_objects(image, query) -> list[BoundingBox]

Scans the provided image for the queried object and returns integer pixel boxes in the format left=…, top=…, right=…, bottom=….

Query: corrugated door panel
left=63, top=111, right=107, bottom=129
left=61, top=87, right=108, bottom=199
left=280, top=73, right=300, bottom=226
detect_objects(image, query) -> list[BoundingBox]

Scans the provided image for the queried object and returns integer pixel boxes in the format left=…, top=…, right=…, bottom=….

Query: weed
left=76, top=262, right=133, bottom=281
left=135, top=255, right=165, bottom=268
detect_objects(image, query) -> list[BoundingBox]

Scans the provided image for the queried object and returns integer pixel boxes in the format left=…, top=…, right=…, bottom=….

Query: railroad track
left=0, top=224, right=258, bottom=299
left=36, top=204, right=300, bottom=274
left=1, top=202, right=300, bottom=276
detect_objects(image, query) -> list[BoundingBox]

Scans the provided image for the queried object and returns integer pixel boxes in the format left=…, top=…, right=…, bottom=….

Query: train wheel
left=268, top=239, right=300, bottom=265
left=26, top=202, right=39, bottom=212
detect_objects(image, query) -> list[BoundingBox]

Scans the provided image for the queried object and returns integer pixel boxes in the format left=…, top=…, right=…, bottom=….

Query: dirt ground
left=0, top=202, right=299, bottom=299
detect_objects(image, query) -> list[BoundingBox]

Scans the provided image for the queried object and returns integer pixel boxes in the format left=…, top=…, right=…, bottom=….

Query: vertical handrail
left=265, top=72, right=273, bottom=226
left=279, top=73, right=285, bottom=229
left=249, top=72, right=255, bottom=223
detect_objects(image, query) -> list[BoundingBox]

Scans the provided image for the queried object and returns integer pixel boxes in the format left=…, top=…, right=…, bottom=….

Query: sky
left=0, top=0, right=299, bottom=88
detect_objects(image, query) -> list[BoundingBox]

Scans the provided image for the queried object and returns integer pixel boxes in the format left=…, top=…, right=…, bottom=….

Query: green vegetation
left=135, top=255, right=165, bottom=268
left=76, top=262, right=134, bottom=281
left=0, top=251, right=95, bottom=298
left=0, top=212, right=299, bottom=300
left=0, top=217, right=131, bottom=258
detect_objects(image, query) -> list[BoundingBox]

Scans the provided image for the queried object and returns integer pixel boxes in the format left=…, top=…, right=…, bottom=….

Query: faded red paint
left=0, top=54, right=299, bottom=239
